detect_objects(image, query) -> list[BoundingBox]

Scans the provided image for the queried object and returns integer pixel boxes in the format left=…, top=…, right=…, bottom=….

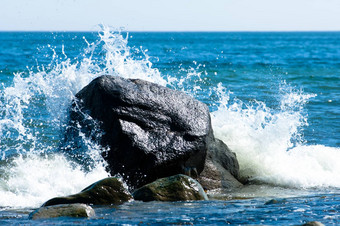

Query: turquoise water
left=0, top=29, right=339, bottom=224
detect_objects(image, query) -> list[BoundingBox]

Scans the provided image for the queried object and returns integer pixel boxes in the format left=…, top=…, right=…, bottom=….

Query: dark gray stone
left=132, top=174, right=208, bottom=202
left=198, top=139, right=242, bottom=191
left=264, top=198, right=287, bottom=205
left=29, top=204, right=95, bottom=220
left=65, top=75, right=213, bottom=188
left=42, top=177, right=132, bottom=207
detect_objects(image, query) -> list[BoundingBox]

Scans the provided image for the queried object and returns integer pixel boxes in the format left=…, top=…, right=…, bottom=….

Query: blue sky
left=1, top=0, right=340, bottom=31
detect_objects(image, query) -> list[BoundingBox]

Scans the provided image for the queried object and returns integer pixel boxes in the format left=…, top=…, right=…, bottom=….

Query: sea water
left=0, top=27, right=339, bottom=225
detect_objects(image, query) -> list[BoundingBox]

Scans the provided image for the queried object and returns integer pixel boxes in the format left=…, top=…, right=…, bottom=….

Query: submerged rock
left=42, top=177, right=132, bottom=207
left=302, top=221, right=325, bottom=226
left=132, top=174, right=208, bottom=202
left=264, top=198, right=287, bottom=205
left=29, top=203, right=95, bottom=220
left=66, top=75, right=213, bottom=188
left=198, top=139, right=242, bottom=191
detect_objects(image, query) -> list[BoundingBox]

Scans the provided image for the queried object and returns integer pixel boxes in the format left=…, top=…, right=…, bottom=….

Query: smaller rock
left=42, top=177, right=132, bottom=207
left=198, top=139, right=242, bottom=191
left=264, top=199, right=287, bottom=205
left=302, top=221, right=325, bottom=226
left=132, top=174, right=208, bottom=202
left=29, top=203, right=95, bottom=220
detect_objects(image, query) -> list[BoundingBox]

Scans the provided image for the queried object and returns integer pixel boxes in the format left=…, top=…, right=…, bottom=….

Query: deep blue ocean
left=0, top=29, right=339, bottom=225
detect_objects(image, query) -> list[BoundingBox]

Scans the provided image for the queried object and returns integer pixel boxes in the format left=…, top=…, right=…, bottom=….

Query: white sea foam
left=0, top=154, right=109, bottom=208
left=211, top=83, right=340, bottom=188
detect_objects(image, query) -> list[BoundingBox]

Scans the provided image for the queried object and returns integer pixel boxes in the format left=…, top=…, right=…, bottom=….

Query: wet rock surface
left=29, top=203, right=95, bottom=220
left=132, top=174, right=208, bottom=202
left=42, top=177, right=132, bottom=207
left=198, top=139, right=242, bottom=191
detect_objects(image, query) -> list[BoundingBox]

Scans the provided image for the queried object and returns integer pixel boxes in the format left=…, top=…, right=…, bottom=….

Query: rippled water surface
left=1, top=192, right=339, bottom=225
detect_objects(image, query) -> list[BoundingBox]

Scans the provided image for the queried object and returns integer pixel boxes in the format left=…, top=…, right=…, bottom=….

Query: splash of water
left=211, top=82, right=340, bottom=188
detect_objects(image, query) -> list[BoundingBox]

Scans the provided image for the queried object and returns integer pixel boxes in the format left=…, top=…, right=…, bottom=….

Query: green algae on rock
left=42, top=177, right=132, bottom=207
left=29, top=203, right=95, bottom=220
left=133, top=174, right=208, bottom=202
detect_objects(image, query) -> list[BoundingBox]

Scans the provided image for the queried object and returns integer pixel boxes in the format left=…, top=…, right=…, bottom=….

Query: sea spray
left=211, top=82, right=340, bottom=188
left=97, top=26, right=167, bottom=86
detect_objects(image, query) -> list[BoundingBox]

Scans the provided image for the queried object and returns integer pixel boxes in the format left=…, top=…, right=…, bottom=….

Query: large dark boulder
left=42, top=177, right=132, bottom=207
left=132, top=174, right=208, bottom=202
left=66, top=75, right=213, bottom=188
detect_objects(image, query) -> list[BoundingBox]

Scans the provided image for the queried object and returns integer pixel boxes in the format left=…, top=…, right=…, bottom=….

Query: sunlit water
left=0, top=28, right=339, bottom=224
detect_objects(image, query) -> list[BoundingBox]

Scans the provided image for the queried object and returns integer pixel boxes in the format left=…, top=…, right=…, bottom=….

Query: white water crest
left=211, top=82, right=340, bottom=188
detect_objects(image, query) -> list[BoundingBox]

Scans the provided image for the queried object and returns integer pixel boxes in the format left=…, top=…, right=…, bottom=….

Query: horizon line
left=1, top=29, right=340, bottom=33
